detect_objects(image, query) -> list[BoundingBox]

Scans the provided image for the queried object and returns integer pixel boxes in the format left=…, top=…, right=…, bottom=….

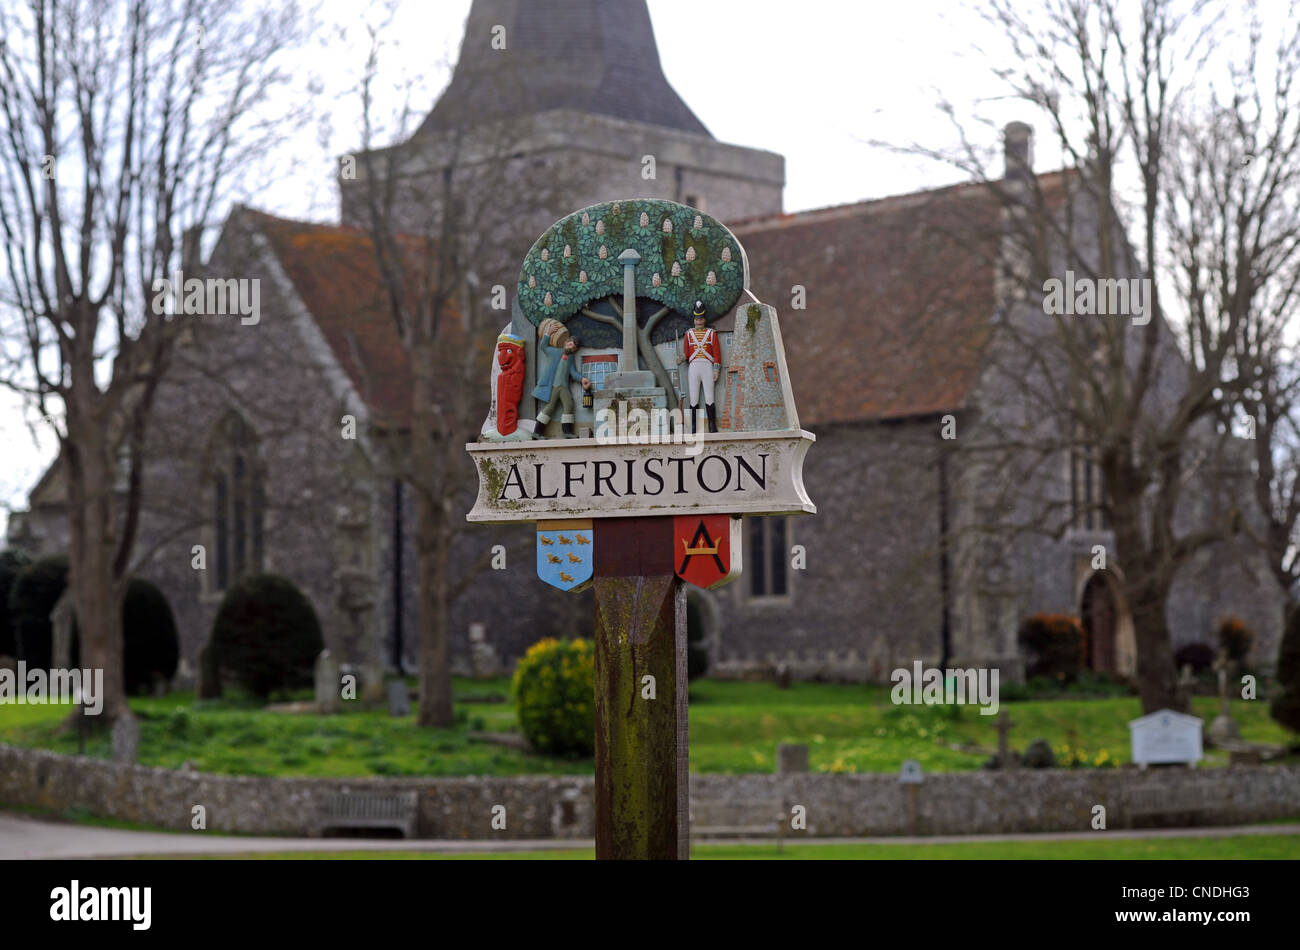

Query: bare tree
left=0, top=0, right=303, bottom=721
left=1188, top=14, right=1300, bottom=611
left=347, top=17, right=585, bottom=726
left=878, top=0, right=1300, bottom=711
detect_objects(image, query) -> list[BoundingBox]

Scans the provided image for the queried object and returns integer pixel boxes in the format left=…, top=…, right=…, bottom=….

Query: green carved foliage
left=517, top=199, right=746, bottom=326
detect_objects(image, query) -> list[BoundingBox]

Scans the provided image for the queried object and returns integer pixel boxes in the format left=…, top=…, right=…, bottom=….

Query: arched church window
left=207, top=412, right=266, bottom=593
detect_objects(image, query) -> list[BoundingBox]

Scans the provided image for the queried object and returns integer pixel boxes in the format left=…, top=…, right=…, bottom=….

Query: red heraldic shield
left=673, top=515, right=743, bottom=590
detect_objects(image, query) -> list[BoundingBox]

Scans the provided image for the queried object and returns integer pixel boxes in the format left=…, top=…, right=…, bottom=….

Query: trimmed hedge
left=1017, top=613, right=1086, bottom=681
left=1174, top=641, right=1216, bottom=675
left=6, top=554, right=68, bottom=671
left=117, top=578, right=180, bottom=694
left=1271, top=603, right=1300, bottom=735
left=0, top=548, right=33, bottom=658
left=511, top=637, right=595, bottom=757
left=1216, top=617, right=1253, bottom=663
left=210, top=573, right=323, bottom=699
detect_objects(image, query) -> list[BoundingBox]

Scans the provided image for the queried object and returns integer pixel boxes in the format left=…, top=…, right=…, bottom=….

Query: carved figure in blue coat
left=531, top=319, right=590, bottom=438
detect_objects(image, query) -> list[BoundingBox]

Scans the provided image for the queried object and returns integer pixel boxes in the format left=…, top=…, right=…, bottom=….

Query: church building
left=8, top=0, right=1284, bottom=684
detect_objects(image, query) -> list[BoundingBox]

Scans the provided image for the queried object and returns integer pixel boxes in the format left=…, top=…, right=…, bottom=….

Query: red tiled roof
left=247, top=210, right=431, bottom=429
left=738, top=180, right=987, bottom=428
left=734, top=176, right=1066, bottom=426
left=245, top=173, right=1069, bottom=430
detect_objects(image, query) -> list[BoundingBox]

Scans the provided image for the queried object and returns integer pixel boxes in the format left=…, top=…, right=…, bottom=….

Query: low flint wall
left=1, top=743, right=1297, bottom=840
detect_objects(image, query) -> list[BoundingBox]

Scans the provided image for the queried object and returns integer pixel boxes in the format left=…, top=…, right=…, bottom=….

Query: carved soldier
left=532, top=319, right=590, bottom=438
left=679, top=299, right=720, bottom=433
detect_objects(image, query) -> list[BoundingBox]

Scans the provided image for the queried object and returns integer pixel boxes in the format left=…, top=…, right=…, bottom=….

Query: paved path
left=2, top=811, right=1298, bottom=859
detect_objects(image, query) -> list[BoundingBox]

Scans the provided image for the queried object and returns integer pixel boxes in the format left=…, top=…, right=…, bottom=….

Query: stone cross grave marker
left=468, top=198, right=815, bottom=859
left=1207, top=648, right=1241, bottom=744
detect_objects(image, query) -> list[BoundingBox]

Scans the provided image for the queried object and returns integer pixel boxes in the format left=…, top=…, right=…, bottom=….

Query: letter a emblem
left=673, top=515, right=742, bottom=590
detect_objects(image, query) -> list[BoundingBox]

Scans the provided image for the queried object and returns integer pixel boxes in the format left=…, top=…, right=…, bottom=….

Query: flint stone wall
left=2, top=743, right=1296, bottom=839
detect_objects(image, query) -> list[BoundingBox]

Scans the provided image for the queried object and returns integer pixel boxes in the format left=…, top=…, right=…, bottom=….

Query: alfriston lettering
left=497, top=453, right=772, bottom=501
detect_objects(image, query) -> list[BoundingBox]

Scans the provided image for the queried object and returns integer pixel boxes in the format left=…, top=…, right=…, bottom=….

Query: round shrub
left=7, top=554, right=68, bottom=671
left=120, top=578, right=180, bottom=694
left=55, top=577, right=182, bottom=696
left=1174, top=641, right=1216, bottom=675
left=1017, top=613, right=1086, bottom=681
left=1216, top=617, right=1253, bottom=663
left=1271, top=603, right=1300, bottom=735
left=210, top=573, right=323, bottom=699
left=511, top=637, right=594, bottom=756
left=0, top=548, right=33, bottom=658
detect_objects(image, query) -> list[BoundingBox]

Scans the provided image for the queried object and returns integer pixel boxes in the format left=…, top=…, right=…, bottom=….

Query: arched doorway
left=1081, top=571, right=1123, bottom=675
left=1081, top=572, right=1117, bottom=672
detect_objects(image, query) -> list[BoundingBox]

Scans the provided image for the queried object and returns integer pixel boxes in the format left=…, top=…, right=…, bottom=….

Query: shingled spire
left=419, top=0, right=711, bottom=138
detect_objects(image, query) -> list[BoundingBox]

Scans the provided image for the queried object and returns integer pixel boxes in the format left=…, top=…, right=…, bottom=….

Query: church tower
left=339, top=0, right=784, bottom=229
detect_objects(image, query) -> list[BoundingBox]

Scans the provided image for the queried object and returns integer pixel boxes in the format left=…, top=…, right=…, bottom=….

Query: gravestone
left=467, top=198, right=815, bottom=860
left=777, top=743, right=809, bottom=774
left=314, top=650, right=340, bottom=714
left=111, top=715, right=140, bottom=764
left=1129, top=709, right=1203, bottom=768
left=49, top=590, right=75, bottom=671
left=995, top=709, right=1018, bottom=769
left=387, top=680, right=411, bottom=718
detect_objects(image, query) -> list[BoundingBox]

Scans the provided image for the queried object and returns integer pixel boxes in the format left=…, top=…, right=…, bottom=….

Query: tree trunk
left=410, top=340, right=456, bottom=727
left=636, top=326, right=679, bottom=413
left=1124, top=572, right=1185, bottom=714
left=63, top=420, right=129, bottom=723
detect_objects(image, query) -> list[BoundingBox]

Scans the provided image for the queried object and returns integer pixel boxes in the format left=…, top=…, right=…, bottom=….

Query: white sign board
left=1128, top=709, right=1203, bottom=768
left=466, top=429, right=815, bottom=524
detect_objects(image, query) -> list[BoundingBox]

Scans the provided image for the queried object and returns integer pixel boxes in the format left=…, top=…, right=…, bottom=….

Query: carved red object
left=496, top=336, right=526, bottom=435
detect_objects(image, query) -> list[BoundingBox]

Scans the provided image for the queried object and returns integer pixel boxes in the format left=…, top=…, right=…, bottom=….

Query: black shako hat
left=692, top=300, right=707, bottom=319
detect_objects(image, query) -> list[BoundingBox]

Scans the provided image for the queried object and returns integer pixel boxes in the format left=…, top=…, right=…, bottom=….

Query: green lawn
left=0, top=678, right=1293, bottom=778
left=160, top=833, right=1300, bottom=860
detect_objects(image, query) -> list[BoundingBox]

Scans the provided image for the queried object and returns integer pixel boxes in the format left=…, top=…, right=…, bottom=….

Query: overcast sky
left=0, top=0, right=1282, bottom=534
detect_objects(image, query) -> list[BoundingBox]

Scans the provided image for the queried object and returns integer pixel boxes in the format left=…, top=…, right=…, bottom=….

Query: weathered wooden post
left=593, top=516, right=687, bottom=859
left=468, top=199, right=814, bottom=859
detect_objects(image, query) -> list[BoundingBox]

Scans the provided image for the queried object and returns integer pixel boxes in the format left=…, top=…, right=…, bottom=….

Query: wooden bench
left=1124, top=784, right=1218, bottom=829
left=689, top=798, right=787, bottom=852
left=315, top=790, right=419, bottom=838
